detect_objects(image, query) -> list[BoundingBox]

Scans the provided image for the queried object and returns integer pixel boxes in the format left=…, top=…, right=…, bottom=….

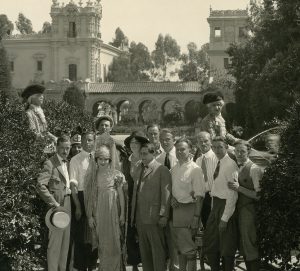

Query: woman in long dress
left=85, top=144, right=126, bottom=271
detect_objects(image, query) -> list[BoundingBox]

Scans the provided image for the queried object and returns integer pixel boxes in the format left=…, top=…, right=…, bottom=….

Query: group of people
left=21, top=84, right=264, bottom=271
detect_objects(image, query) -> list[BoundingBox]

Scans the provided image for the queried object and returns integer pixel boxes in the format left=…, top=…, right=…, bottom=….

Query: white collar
left=203, top=148, right=215, bottom=158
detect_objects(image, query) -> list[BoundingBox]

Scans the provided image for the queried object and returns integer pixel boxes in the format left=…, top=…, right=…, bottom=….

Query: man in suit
left=131, top=142, right=172, bottom=271
left=36, top=135, right=72, bottom=271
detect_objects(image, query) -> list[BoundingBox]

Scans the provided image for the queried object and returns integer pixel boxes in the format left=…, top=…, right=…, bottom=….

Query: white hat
left=45, top=206, right=70, bottom=231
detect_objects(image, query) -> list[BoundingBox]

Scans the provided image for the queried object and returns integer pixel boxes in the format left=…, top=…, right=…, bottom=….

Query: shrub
left=0, top=93, right=93, bottom=270
left=257, top=101, right=300, bottom=270
left=63, top=84, right=85, bottom=109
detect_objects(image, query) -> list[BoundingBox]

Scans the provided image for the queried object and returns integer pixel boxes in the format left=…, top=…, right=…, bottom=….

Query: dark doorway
left=69, top=64, right=77, bottom=81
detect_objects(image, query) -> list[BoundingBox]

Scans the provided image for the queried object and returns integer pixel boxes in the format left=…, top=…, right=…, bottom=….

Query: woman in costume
left=85, top=136, right=126, bottom=271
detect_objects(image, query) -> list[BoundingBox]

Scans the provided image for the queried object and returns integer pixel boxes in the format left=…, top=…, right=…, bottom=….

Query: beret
left=95, top=115, right=114, bottom=130
left=203, top=91, right=224, bottom=105
left=21, top=84, right=45, bottom=100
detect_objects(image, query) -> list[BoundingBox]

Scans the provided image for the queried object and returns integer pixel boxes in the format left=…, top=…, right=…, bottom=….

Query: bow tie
left=62, top=159, right=68, bottom=163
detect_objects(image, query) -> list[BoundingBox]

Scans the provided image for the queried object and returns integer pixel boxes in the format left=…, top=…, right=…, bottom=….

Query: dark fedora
left=21, top=84, right=45, bottom=100
left=95, top=115, right=114, bottom=130
left=45, top=206, right=70, bottom=231
left=124, top=130, right=149, bottom=149
left=203, top=91, right=224, bottom=105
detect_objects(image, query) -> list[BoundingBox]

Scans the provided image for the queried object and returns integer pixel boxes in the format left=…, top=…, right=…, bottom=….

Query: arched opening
left=117, top=100, right=136, bottom=125
left=161, top=100, right=183, bottom=124
left=139, top=100, right=159, bottom=124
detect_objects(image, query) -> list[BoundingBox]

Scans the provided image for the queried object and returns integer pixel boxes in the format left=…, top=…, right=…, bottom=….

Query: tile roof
left=87, top=81, right=201, bottom=93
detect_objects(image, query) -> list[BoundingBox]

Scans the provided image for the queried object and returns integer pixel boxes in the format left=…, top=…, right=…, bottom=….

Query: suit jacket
left=131, top=159, right=171, bottom=226
left=36, top=154, right=69, bottom=207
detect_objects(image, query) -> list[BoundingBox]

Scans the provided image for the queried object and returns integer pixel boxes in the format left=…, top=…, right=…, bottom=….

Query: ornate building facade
left=2, top=0, right=122, bottom=89
left=207, top=8, right=248, bottom=75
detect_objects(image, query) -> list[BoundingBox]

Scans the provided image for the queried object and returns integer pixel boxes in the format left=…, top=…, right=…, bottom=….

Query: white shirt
left=156, top=146, right=178, bottom=169
left=171, top=160, right=205, bottom=203
left=195, top=149, right=218, bottom=192
left=57, top=154, right=70, bottom=189
left=69, top=150, right=93, bottom=191
left=239, top=159, right=263, bottom=192
left=211, top=154, right=238, bottom=222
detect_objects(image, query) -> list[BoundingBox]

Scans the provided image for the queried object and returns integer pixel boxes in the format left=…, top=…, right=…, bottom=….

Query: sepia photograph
left=0, top=0, right=299, bottom=270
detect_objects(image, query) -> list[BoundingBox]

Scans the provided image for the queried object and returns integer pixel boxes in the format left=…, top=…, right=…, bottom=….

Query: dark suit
left=37, top=154, right=71, bottom=271
left=131, top=159, right=171, bottom=271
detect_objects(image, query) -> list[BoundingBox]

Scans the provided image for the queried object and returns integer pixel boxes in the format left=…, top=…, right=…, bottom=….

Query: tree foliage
left=15, top=13, right=33, bottom=34
left=178, top=42, right=209, bottom=83
left=41, top=21, right=51, bottom=34
left=228, top=0, right=300, bottom=136
left=0, top=14, right=14, bottom=40
left=63, top=84, right=85, bottom=109
left=109, top=27, right=128, bottom=48
left=257, top=101, right=300, bottom=270
left=129, top=41, right=153, bottom=81
left=107, top=53, right=133, bottom=82
left=151, top=34, right=181, bottom=80
left=0, top=93, right=93, bottom=270
left=108, top=41, right=153, bottom=82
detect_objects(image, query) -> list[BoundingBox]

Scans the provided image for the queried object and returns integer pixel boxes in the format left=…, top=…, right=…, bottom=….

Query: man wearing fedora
left=21, top=84, right=56, bottom=142
left=200, top=91, right=237, bottom=145
left=36, top=135, right=72, bottom=271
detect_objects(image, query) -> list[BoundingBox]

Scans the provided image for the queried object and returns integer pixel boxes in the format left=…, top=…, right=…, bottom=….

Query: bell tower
left=49, top=0, right=103, bottom=82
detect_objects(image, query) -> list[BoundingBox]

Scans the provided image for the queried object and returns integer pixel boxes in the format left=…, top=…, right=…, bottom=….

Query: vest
left=237, top=160, right=255, bottom=208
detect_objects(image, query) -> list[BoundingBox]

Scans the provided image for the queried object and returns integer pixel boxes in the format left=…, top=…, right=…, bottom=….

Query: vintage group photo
left=0, top=0, right=299, bottom=271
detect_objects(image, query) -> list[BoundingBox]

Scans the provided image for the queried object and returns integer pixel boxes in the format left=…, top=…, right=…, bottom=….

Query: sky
left=1, top=0, right=249, bottom=52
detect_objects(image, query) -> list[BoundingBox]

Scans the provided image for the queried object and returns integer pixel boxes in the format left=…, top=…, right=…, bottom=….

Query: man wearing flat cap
left=200, top=91, right=237, bottom=145
left=22, top=84, right=56, bottom=142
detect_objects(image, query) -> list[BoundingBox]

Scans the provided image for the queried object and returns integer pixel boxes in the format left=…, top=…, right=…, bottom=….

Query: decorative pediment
left=32, top=53, right=46, bottom=60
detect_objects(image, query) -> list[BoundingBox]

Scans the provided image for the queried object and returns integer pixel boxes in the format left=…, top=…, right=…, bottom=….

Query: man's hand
left=75, top=206, right=82, bottom=221
left=219, top=220, right=227, bottom=233
left=88, top=217, right=96, bottom=229
left=158, top=216, right=168, bottom=228
left=228, top=181, right=239, bottom=192
left=171, top=197, right=179, bottom=209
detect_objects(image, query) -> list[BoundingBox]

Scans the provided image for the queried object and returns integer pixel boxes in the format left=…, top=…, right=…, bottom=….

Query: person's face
left=212, top=141, right=227, bottom=160
left=130, top=138, right=141, bottom=155
left=57, top=141, right=71, bottom=160
left=140, top=147, right=154, bottom=165
left=234, top=144, right=249, bottom=164
left=96, top=150, right=111, bottom=168
left=197, top=134, right=212, bottom=154
left=31, top=94, right=44, bottom=106
left=82, top=134, right=95, bottom=153
left=70, top=144, right=82, bottom=156
left=97, top=120, right=112, bottom=134
left=147, top=127, right=160, bottom=144
left=175, top=141, right=190, bottom=163
left=207, top=100, right=224, bottom=116
left=160, top=132, right=175, bottom=152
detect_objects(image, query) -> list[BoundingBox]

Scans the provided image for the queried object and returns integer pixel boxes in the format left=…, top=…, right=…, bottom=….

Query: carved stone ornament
left=52, top=0, right=59, bottom=7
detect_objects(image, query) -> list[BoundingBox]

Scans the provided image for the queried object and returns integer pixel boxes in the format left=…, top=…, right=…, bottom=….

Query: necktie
left=164, top=152, right=171, bottom=170
left=133, top=164, right=147, bottom=224
left=201, top=156, right=208, bottom=183
left=89, top=153, right=92, bottom=159
left=213, top=160, right=220, bottom=180
left=62, top=159, right=68, bottom=163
